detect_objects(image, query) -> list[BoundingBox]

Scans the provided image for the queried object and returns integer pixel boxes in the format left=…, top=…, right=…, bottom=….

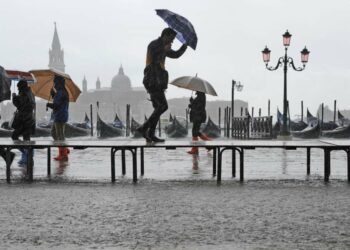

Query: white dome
left=111, top=65, right=131, bottom=91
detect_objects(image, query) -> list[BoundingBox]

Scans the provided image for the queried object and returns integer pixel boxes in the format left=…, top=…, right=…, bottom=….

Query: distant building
left=70, top=65, right=150, bottom=122
left=48, top=22, right=65, bottom=72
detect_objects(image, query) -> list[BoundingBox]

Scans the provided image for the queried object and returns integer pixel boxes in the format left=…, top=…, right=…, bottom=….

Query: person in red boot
left=187, top=91, right=210, bottom=155
left=46, top=75, right=70, bottom=161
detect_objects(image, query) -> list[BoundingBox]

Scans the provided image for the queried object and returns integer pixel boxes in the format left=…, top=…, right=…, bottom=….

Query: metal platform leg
left=111, top=148, right=116, bottom=182
left=347, top=149, right=350, bottom=182
left=47, top=147, right=51, bottom=177
left=132, top=149, right=137, bottom=183
left=27, top=147, right=33, bottom=182
left=140, top=147, right=144, bottom=176
left=6, top=147, right=11, bottom=183
left=306, top=147, right=311, bottom=175
left=232, top=149, right=236, bottom=178
left=217, top=148, right=222, bottom=184
left=239, top=148, right=244, bottom=182
left=122, top=149, right=126, bottom=176
left=212, top=147, right=217, bottom=177
left=324, top=149, right=330, bottom=182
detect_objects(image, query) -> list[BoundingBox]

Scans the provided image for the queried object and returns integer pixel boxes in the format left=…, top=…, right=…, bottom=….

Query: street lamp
left=231, top=80, right=243, bottom=137
left=262, top=30, right=310, bottom=136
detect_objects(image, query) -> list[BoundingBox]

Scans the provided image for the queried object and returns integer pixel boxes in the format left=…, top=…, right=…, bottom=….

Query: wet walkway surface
left=0, top=180, right=349, bottom=249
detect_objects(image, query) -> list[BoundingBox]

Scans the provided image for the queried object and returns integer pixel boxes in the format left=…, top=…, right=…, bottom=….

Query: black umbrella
left=0, top=66, right=11, bottom=102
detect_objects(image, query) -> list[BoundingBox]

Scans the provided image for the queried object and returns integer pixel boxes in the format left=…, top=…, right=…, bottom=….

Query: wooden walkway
left=1, top=139, right=350, bottom=183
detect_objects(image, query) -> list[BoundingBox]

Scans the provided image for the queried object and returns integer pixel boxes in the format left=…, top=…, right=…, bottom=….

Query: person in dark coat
left=46, top=75, right=70, bottom=161
left=137, top=27, right=187, bottom=143
left=11, top=79, right=36, bottom=165
left=187, top=91, right=211, bottom=155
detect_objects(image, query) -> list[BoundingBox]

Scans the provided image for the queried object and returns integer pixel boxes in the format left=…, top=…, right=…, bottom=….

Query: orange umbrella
left=29, top=69, right=81, bottom=102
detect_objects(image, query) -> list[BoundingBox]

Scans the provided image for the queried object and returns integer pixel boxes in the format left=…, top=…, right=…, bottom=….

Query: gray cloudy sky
left=1, top=0, right=349, bottom=117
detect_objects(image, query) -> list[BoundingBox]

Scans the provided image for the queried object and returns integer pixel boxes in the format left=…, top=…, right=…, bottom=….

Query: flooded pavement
left=0, top=180, right=349, bottom=249
left=0, top=142, right=350, bottom=249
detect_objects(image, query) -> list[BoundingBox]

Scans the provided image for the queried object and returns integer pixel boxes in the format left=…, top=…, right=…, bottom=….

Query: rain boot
left=62, top=147, right=69, bottom=161
left=54, top=147, right=64, bottom=161
left=199, top=133, right=211, bottom=141
left=187, top=137, right=199, bottom=155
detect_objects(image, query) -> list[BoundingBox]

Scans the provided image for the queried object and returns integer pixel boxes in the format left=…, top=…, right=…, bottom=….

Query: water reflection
left=282, top=149, right=288, bottom=175
left=192, top=154, right=199, bottom=174
left=55, top=160, right=69, bottom=176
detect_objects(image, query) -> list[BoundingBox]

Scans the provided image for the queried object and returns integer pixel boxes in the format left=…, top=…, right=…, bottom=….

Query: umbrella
left=5, top=70, right=35, bottom=82
left=29, top=69, right=81, bottom=102
left=156, top=9, right=198, bottom=50
left=0, top=66, right=11, bottom=102
left=169, top=75, right=218, bottom=96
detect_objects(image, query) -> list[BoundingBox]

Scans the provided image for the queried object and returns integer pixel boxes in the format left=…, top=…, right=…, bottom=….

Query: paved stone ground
left=0, top=180, right=349, bottom=250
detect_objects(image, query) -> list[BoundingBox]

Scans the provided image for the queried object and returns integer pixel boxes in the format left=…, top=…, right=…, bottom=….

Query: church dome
left=111, top=65, right=131, bottom=91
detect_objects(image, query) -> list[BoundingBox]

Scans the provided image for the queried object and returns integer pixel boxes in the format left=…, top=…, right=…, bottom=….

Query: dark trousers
left=192, top=121, right=202, bottom=137
left=143, top=91, right=168, bottom=136
left=11, top=126, right=31, bottom=141
left=0, top=148, right=7, bottom=161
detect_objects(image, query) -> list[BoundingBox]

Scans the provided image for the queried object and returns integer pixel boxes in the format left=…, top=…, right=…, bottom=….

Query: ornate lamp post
left=231, top=80, right=243, bottom=137
left=262, top=30, right=310, bottom=136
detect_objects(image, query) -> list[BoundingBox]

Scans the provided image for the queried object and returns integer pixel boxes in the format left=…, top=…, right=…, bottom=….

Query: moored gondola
left=109, top=113, right=125, bottom=129
left=96, top=113, right=124, bottom=138
left=201, top=117, right=221, bottom=138
left=1, top=121, right=51, bottom=137
left=71, top=113, right=91, bottom=130
left=292, top=123, right=320, bottom=139
left=130, top=117, right=142, bottom=138
left=322, top=124, right=350, bottom=138
left=165, top=116, right=188, bottom=138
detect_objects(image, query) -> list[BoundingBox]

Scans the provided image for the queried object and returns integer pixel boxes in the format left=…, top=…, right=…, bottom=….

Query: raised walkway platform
left=1, top=139, right=349, bottom=183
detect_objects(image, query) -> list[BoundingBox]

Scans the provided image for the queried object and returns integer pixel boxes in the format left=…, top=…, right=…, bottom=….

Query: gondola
left=1, top=121, right=51, bottom=137
left=130, top=117, right=142, bottom=138
left=290, top=120, right=308, bottom=131
left=165, top=116, right=188, bottom=138
left=307, top=109, right=338, bottom=131
left=291, top=123, right=320, bottom=139
left=71, top=113, right=91, bottom=130
left=338, top=110, right=350, bottom=126
left=322, top=124, right=350, bottom=138
left=37, top=117, right=90, bottom=138
left=201, top=117, right=221, bottom=138
left=96, top=113, right=124, bottom=138
left=109, top=113, right=125, bottom=129
left=0, top=127, right=12, bottom=137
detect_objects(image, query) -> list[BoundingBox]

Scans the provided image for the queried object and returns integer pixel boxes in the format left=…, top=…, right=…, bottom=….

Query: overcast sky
left=1, top=0, right=349, bottom=117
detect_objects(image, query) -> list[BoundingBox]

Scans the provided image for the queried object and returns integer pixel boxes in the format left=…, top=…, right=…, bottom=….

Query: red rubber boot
left=187, top=137, right=199, bottom=155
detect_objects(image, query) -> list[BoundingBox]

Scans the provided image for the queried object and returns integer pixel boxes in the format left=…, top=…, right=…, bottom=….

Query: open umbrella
left=29, top=69, right=81, bottom=102
left=5, top=70, right=35, bottom=82
left=0, top=66, right=11, bottom=102
left=169, top=75, right=218, bottom=96
left=156, top=9, right=198, bottom=50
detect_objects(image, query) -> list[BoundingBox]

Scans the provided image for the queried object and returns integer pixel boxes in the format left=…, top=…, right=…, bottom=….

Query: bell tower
left=48, top=22, right=65, bottom=72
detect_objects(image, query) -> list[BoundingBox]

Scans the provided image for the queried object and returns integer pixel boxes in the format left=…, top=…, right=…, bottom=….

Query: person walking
left=0, top=114, right=15, bottom=166
left=137, top=28, right=187, bottom=142
left=46, top=75, right=70, bottom=161
left=187, top=91, right=211, bottom=155
left=11, top=79, right=36, bottom=166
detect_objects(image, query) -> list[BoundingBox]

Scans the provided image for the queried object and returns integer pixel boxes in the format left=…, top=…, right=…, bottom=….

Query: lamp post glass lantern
left=231, top=80, right=243, bottom=137
left=262, top=30, right=310, bottom=136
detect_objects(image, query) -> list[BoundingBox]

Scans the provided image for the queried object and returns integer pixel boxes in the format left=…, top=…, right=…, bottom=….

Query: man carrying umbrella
left=137, top=27, right=188, bottom=142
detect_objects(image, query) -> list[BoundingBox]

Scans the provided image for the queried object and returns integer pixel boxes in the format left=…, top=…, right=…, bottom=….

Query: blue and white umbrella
left=156, top=9, right=198, bottom=50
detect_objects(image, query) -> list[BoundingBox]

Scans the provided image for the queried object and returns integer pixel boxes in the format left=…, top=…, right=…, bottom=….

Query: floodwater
left=0, top=137, right=349, bottom=249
